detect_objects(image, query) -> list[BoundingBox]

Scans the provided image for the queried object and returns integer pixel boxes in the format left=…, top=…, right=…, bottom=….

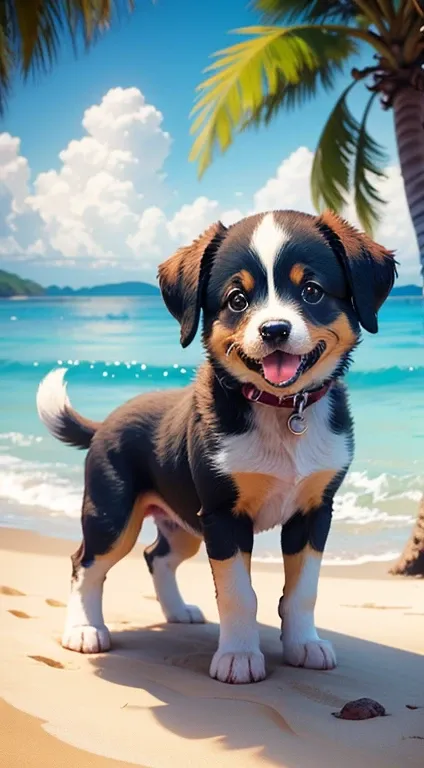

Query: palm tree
left=190, top=0, right=424, bottom=577
left=190, top=0, right=424, bottom=267
left=0, top=1, right=135, bottom=114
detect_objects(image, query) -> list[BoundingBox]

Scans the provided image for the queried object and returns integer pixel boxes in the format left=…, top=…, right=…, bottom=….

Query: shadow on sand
left=88, top=616, right=424, bottom=768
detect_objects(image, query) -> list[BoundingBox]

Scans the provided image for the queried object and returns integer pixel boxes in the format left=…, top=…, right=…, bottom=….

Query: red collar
left=241, top=382, right=331, bottom=409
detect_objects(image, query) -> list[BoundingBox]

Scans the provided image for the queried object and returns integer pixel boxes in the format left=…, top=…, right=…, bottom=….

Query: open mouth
left=235, top=341, right=326, bottom=388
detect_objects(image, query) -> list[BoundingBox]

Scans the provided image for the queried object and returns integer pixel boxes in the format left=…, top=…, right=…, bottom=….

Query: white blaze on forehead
left=251, top=212, right=289, bottom=300
left=246, top=212, right=311, bottom=353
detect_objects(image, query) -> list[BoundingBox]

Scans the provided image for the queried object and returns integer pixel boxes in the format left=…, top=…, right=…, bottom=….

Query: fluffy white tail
left=37, top=368, right=99, bottom=449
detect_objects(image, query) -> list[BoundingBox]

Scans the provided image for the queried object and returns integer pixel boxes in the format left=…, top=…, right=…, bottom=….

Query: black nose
left=259, top=320, right=292, bottom=343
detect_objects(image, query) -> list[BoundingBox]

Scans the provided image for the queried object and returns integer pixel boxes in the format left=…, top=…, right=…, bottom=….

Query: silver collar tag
left=287, top=392, right=309, bottom=436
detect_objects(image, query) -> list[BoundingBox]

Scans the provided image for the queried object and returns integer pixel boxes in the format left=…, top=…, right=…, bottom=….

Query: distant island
left=0, top=269, right=159, bottom=298
left=0, top=268, right=421, bottom=299
left=0, top=269, right=45, bottom=298
left=46, top=281, right=160, bottom=297
left=388, top=284, right=422, bottom=297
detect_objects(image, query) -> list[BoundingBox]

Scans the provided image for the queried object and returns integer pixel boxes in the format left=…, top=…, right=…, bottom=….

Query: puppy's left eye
left=227, top=289, right=249, bottom=312
left=301, top=282, right=324, bottom=305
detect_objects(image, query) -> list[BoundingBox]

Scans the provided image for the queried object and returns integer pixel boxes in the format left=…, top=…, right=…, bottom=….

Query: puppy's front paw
left=165, top=604, right=205, bottom=624
left=62, top=625, right=111, bottom=653
left=210, top=650, right=266, bottom=684
left=283, top=638, right=336, bottom=670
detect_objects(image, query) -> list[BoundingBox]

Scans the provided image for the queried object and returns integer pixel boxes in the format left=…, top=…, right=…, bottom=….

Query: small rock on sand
left=332, top=698, right=387, bottom=720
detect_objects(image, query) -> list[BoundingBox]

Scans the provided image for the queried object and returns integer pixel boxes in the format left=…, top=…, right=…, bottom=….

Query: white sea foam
left=252, top=551, right=401, bottom=566
left=333, top=493, right=416, bottom=526
left=0, top=432, right=43, bottom=448
left=331, top=470, right=423, bottom=527
left=0, top=440, right=421, bottom=564
left=0, top=455, right=82, bottom=518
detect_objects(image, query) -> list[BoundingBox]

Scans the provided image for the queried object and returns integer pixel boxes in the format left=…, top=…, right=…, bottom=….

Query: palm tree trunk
left=393, top=87, right=424, bottom=280
left=390, top=86, right=424, bottom=577
left=390, top=497, right=424, bottom=576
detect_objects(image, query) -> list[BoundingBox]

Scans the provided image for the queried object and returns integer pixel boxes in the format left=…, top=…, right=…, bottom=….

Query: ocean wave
left=347, top=365, right=424, bottom=389
left=1, top=359, right=423, bottom=390
left=0, top=431, right=44, bottom=448
left=0, top=455, right=82, bottom=517
left=331, top=470, right=423, bottom=527
left=0, top=450, right=420, bottom=531
left=0, top=359, right=197, bottom=387
left=333, top=495, right=416, bottom=526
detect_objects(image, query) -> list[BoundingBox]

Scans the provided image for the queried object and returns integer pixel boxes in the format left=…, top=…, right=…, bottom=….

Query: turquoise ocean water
left=0, top=295, right=423, bottom=565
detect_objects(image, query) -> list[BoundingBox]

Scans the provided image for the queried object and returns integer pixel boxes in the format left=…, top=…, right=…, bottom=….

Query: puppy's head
left=158, top=210, right=396, bottom=395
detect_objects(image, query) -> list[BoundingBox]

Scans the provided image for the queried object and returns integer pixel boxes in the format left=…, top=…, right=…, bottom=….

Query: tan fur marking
left=290, top=312, right=356, bottom=393
left=209, top=319, right=233, bottom=363
left=95, top=493, right=152, bottom=565
left=309, top=314, right=355, bottom=383
left=295, top=470, right=338, bottom=514
left=319, top=210, right=392, bottom=264
left=165, top=526, right=201, bottom=560
left=209, top=314, right=251, bottom=371
left=237, top=269, right=255, bottom=293
left=95, top=492, right=184, bottom=567
left=289, top=264, right=305, bottom=286
left=144, top=523, right=201, bottom=561
left=72, top=500, right=147, bottom=574
left=217, top=307, right=354, bottom=398
left=232, top=472, right=276, bottom=517
left=283, top=545, right=322, bottom=603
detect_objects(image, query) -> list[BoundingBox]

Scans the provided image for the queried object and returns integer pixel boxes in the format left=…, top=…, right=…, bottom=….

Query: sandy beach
left=0, top=527, right=423, bottom=768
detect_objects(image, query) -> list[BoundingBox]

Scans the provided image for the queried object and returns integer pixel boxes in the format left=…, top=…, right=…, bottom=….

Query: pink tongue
left=262, top=351, right=301, bottom=384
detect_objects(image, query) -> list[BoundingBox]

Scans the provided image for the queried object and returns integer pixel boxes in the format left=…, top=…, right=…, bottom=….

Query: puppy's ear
left=158, top=221, right=227, bottom=347
left=316, top=210, right=397, bottom=333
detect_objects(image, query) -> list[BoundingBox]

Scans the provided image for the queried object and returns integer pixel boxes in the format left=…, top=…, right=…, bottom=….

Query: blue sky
left=0, top=0, right=418, bottom=286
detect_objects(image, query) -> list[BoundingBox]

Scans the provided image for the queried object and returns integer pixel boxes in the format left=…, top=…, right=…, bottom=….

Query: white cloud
left=0, top=133, right=30, bottom=213
left=26, top=87, right=172, bottom=265
left=0, top=89, right=420, bottom=285
left=253, top=146, right=314, bottom=213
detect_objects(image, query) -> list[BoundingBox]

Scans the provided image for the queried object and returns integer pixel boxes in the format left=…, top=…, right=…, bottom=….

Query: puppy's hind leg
left=144, top=518, right=205, bottom=624
left=62, top=450, right=145, bottom=654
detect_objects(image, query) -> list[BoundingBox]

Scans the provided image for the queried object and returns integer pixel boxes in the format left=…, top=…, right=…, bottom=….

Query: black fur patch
left=281, top=468, right=348, bottom=555
left=201, top=509, right=254, bottom=561
left=328, top=385, right=355, bottom=455
left=79, top=443, right=139, bottom=565
left=144, top=531, right=171, bottom=574
left=281, top=505, right=333, bottom=556
left=280, top=511, right=309, bottom=555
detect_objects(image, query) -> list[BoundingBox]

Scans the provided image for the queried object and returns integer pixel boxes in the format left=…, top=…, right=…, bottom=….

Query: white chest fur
left=213, top=394, right=351, bottom=533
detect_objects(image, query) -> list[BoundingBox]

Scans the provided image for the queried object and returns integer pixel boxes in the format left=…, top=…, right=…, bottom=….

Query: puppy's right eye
left=227, top=289, right=249, bottom=313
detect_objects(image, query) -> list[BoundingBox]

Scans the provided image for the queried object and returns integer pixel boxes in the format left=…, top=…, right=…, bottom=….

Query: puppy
left=37, top=209, right=396, bottom=684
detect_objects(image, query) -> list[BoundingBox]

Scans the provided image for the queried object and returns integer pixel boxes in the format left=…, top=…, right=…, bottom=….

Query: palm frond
left=190, top=25, right=357, bottom=177
left=243, top=33, right=350, bottom=127
left=12, top=0, right=63, bottom=75
left=0, top=5, right=14, bottom=114
left=0, top=0, right=135, bottom=98
left=311, top=83, right=387, bottom=233
left=353, top=92, right=387, bottom=232
left=311, top=82, right=358, bottom=212
left=254, top=0, right=362, bottom=24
